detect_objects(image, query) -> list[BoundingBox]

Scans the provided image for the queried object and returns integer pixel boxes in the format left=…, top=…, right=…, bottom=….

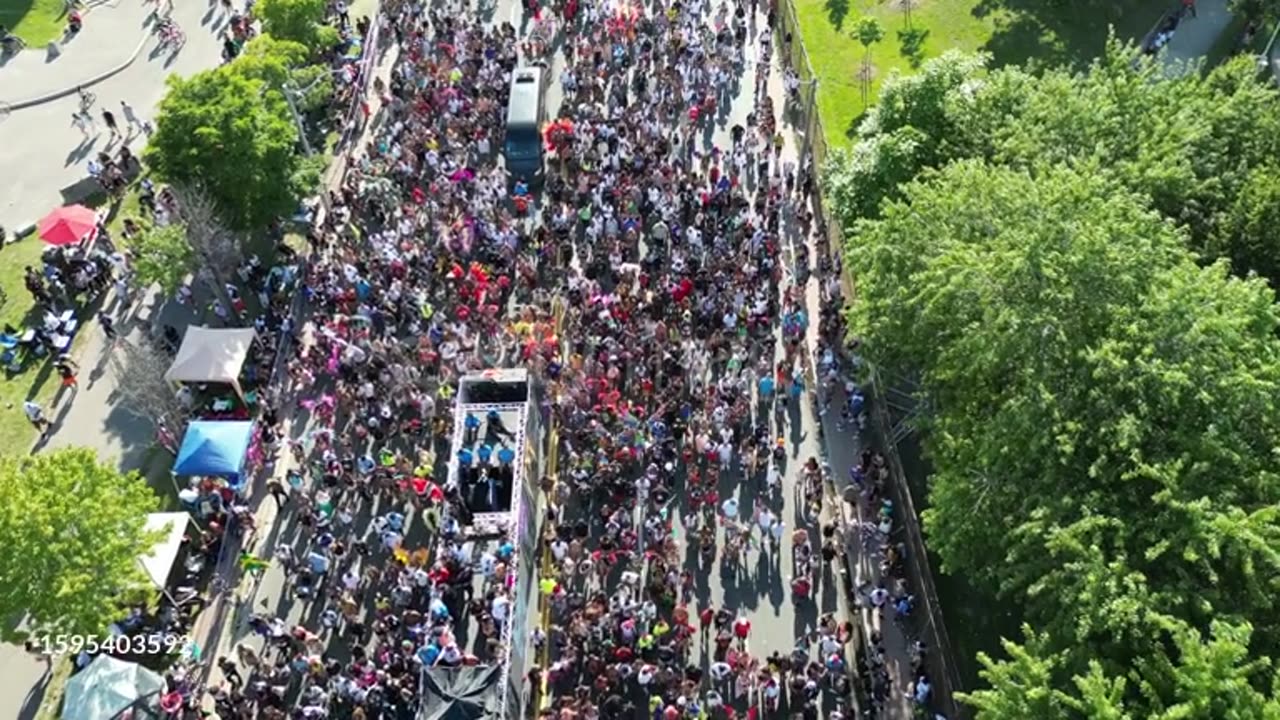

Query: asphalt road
left=535, top=3, right=883, bottom=716
left=205, top=3, right=918, bottom=719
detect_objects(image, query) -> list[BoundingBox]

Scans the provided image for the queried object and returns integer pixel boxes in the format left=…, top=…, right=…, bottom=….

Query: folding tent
left=418, top=666, right=504, bottom=720
left=172, top=421, right=255, bottom=485
left=61, top=655, right=165, bottom=720
left=163, top=326, right=256, bottom=399
left=137, top=512, right=192, bottom=589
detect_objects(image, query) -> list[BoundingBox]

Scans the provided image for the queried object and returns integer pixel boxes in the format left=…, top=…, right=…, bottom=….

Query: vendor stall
left=61, top=654, right=166, bottom=720
left=163, top=326, right=257, bottom=402
left=172, top=420, right=255, bottom=488
left=137, top=512, right=194, bottom=590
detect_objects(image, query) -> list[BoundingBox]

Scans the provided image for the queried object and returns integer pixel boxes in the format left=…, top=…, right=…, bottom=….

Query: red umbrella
left=37, top=204, right=98, bottom=246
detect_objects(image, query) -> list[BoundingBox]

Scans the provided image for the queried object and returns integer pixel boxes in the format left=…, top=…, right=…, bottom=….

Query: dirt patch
left=889, top=0, right=923, bottom=11
left=856, top=63, right=879, bottom=83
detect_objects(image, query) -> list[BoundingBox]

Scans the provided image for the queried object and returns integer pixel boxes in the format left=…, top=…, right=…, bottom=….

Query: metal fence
left=772, top=0, right=967, bottom=714
left=774, top=0, right=853, bottom=304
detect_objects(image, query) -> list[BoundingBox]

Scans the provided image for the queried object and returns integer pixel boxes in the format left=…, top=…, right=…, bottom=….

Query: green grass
left=0, top=238, right=81, bottom=457
left=0, top=0, right=66, bottom=46
left=793, top=0, right=1166, bottom=150
left=0, top=185, right=145, bottom=457
left=33, top=656, right=74, bottom=720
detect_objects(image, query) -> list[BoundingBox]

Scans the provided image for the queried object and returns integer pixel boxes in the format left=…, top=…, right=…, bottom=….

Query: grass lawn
left=0, top=238, right=79, bottom=457
left=792, top=0, right=1167, bottom=151
left=0, top=0, right=65, bottom=46
left=33, top=656, right=74, bottom=720
left=0, top=184, right=146, bottom=458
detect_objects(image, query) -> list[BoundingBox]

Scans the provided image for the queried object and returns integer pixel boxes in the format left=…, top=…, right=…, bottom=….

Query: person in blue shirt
left=386, top=511, right=405, bottom=532
left=464, top=413, right=481, bottom=445
left=497, top=445, right=516, bottom=465
left=789, top=371, right=805, bottom=399
left=418, top=643, right=440, bottom=666
left=759, top=374, right=775, bottom=398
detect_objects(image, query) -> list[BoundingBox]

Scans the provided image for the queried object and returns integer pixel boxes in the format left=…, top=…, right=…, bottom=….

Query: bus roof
left=506, top=67, right=542, bottom=128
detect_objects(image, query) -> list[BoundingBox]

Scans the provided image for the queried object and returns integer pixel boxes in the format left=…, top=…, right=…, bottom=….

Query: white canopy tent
left=137, top=512, right=191, bottom=590
left=162, top=326, right=256, bottom=399
left=61, top=655, right=165, bottom=720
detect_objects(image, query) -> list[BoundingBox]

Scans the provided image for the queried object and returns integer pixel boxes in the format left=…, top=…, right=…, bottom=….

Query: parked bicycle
left=76, top=86, right=95, bottom=113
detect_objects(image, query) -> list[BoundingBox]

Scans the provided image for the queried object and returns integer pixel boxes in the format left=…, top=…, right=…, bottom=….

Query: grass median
left=792, top=0, right=1163, bottom=151
left=0, top=0, right=66, bottom=47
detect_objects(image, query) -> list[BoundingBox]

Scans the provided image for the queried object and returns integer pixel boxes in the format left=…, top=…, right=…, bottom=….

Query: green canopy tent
left=61, top=655, right=166, bottom=720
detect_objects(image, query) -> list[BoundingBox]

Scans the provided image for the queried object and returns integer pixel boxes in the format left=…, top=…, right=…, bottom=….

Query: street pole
left=799, top=78, right=817, bottom=174
left=282, top=83, right=315, bottom=157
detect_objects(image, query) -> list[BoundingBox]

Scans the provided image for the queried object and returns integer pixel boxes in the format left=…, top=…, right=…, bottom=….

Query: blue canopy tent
left=172, top=421, right=255, bottom=487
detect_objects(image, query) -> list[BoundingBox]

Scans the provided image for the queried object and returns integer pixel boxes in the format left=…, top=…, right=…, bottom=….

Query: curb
left=5, top=15, right=153, bottom=111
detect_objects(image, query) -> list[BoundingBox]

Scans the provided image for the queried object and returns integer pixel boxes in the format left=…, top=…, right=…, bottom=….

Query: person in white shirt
left=23, top=401, right=49, bottom=434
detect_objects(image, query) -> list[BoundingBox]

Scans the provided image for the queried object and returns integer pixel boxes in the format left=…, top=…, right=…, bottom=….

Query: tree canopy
left=842, top=156, right=1280, bottom=715
left=145, top=62, right=303, bottom=230
left=253, top=0, right=339, bottom=53
left=827, top=47, right=1280, bottom=287
left=131, top=224, right=195, bottom=295
left=0, top=449, right=162, bottom=640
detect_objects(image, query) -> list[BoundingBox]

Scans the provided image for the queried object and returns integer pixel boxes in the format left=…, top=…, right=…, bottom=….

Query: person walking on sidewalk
left=55, top=354, right=78, bottom=389
left=1182, top=0, right=1196, bottom=17
left=98, top=311, right=118, bottom=340
left=266, top=478, right=288, bottom=509
left=71, top=112, right=92, bottom=138
left=217, top=657, right=243, bottom=688
left=119, top=100, right=144, bottom=133
left=102, top=108, right=121, bottom=138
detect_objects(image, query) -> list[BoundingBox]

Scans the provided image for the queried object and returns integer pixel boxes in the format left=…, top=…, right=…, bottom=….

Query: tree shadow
left=825, top=0, right=850, bottom=31
left=898, top=27, right=930, bottom=68
left=16, top=667, right=49, bottom=720
left=971, top=0, right=1158, bottom=69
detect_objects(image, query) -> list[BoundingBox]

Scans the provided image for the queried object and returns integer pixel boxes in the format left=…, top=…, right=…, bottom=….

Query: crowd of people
left=143, top=0, right=945, bottom=715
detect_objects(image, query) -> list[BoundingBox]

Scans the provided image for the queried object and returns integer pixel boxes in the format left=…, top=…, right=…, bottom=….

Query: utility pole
left=798, top=78, right=818, bottom=173
left=281, top=83, right=314, bottom=157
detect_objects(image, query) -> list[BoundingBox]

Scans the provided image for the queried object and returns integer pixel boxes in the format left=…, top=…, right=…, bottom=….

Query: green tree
left=1229, top=0, right=1280, bottom=22
left=1208, top=163, right=1280, bottom=284
left=848, top=160, right=1280, bottom=713
left=827, top=48, right=1280, bottom=287
left=235, top=35, right=335, bottom=113
left=234, top=34, right=311, bottom=87
left=145, top=66, right=302, bottom=230
left=958, top=626, right=1077, bottom=719
left=826, top=50, right=987, bottom=225
left=853, top=17, right=884, bottom=106
left=131, top=224, right=195, bottom=295
left=254, top=0, right=339, bottom=52
left=964, top=620, right=1280, bottom=718
left=0, top=449, right=162, bottom=640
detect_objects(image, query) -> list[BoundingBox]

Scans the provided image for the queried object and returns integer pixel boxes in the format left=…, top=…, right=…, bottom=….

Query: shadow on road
left=16, top=668, right=49, bottom=720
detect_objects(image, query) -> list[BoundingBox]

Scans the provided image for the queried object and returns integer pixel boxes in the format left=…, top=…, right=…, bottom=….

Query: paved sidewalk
left=0, top=0, right=153, bottom=106
left=0, top=0, right=222, bottom=228
left=1161, top=0, right=1234, bottom=71
left=192, top=31, right=401, bottom=704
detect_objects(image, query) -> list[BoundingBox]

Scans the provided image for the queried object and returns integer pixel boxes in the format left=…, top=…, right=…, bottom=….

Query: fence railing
left=773, top=0, right=967, bottom=713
